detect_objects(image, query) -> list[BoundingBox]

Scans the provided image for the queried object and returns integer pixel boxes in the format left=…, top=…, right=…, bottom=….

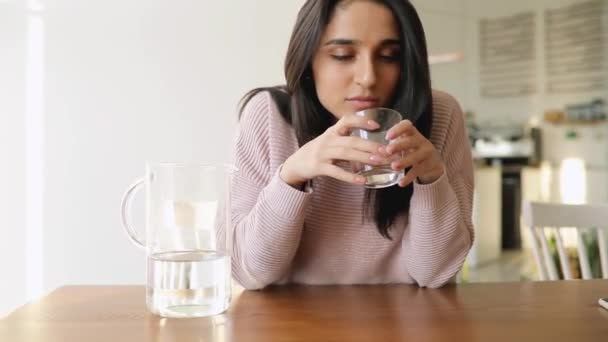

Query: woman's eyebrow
left=323, top=38, right=401, bottom=46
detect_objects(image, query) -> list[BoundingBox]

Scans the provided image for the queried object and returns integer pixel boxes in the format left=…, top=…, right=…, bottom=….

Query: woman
left=227, top=0, right=474, bottom=289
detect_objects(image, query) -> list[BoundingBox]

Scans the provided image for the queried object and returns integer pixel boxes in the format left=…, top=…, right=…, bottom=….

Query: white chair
left=521, top=200, right=608, bottom=280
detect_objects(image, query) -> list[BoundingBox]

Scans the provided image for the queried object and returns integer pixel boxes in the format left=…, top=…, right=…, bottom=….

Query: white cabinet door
left=468, top=166, right=502, bottom=267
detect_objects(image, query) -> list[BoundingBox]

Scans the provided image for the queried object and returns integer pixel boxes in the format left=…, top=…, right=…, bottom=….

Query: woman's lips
left=347, top=97, right=380, bottom=111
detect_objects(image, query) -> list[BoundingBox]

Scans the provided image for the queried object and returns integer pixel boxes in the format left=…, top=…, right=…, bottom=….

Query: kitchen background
left=1, top=0, right=606, bottom=316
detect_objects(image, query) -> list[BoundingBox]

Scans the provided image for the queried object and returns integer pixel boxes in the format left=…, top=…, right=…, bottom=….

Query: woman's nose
left=354, top=56, right=377, bottom=88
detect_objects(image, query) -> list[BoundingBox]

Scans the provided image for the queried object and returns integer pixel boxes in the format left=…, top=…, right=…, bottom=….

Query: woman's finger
left=385, top=120, right=416, bottom=140
left=334, top=136, right=384, bottom=154
left=386, top=134, right=423, bottom=155
left=321, top=164, right=366, bottom=185
left=333, top=114, right=380, bottom=136
left=391, top=146, right=429, bottom=170
left=399, top=166, right=419, bottom=187
left=325, top=147, right=386, bottom=166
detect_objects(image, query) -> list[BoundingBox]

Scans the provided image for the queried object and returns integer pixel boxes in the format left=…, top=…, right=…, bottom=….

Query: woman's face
left=312, top=0, right=401, bottom=119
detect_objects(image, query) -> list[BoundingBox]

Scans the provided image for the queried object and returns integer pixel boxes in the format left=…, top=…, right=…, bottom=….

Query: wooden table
left=2, top=280, right=608, bottom=341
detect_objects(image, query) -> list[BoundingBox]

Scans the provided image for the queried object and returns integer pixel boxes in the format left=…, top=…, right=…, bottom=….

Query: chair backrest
left=521, top=201, right=608, bottom=281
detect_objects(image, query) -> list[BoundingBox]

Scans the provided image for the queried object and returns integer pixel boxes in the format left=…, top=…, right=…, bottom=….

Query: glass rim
left=354, top=107, right=402, bottom=119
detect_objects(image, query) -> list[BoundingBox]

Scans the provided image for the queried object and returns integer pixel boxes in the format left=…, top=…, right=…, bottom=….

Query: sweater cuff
left=260, top=167, right=313, bottom=219
left=412, top=171, right=455, bottom=210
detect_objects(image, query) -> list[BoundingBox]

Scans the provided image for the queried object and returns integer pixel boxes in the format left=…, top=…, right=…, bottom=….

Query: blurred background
left=1, top=0, right=606, bottom=316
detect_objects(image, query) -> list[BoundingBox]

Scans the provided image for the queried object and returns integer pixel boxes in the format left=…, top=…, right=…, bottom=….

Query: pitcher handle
left=120, top=178, right=146, bottom=249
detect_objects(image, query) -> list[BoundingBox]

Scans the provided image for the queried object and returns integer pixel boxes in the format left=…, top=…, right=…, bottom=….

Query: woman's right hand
left=279, top=114, right=387, bottom=188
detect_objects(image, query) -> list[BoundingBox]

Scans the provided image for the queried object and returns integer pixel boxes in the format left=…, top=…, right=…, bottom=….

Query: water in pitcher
left=147, top=250, right=231, bottom=318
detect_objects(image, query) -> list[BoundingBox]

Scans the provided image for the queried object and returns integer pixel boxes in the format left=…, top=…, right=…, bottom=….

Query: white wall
left=42, top=0, right=304, bottom=289
left=0, top=0, right=26, bottom=317
left=1, top=0, right=304, bottom=315
left=412, top=0, right=468, bottom=105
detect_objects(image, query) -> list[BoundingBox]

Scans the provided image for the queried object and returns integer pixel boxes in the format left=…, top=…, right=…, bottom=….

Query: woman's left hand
left=381, top=120, right=445, bottom=187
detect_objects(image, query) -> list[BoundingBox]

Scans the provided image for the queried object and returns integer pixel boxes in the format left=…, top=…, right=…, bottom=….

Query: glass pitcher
left=120, top=162, right=236, bottom=318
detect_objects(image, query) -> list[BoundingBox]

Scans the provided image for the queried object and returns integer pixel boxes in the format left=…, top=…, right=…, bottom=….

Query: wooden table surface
left=2, top=280, right=608, bottom=342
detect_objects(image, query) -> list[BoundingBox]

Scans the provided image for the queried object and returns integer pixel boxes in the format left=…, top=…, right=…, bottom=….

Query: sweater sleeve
left=402, top=93, right=475, bottom=288
left=227, top=92, right=312, bottom=290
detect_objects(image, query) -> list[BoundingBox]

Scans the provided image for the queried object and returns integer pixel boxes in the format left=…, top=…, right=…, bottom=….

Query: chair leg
left=539, top=227, right=559, bottom=280
left=597, top=228, right=608, bottom=279
left=529, top=226, right=548, bottom=281
left=554, top=228, right=572, bottom=280
left=577, top=229, right=592, bottom=280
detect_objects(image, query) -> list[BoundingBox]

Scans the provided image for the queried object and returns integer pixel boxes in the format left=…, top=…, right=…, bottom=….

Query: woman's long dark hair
left=239, top=0, right=433, bottom=239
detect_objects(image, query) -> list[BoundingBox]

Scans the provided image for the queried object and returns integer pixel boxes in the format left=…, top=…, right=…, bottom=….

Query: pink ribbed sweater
left=229, top=90, right=474, bottom=289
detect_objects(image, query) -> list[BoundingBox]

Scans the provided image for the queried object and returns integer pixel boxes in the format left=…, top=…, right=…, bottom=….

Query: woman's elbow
left=232, top=262, right=279, bottom=290
left=232, top=273, right=270, bottom=290
left=417, top=277, right=453, bottom=289
left=412, top=267, right=461, bottom=288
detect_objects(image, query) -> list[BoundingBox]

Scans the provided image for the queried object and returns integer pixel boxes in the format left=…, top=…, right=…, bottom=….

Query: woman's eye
left=380, top=54, right=400, bottom=62
left=331, top=55, right=354, bottom=61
